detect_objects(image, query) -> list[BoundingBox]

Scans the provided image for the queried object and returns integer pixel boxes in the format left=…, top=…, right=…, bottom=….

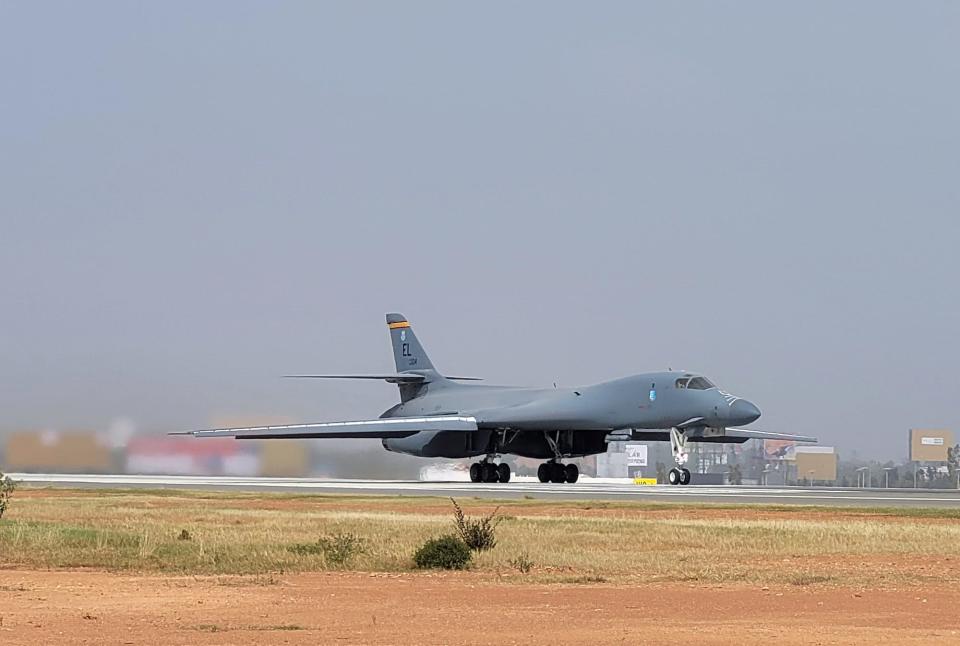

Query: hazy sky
left=1, top=2, right=957, bottom=460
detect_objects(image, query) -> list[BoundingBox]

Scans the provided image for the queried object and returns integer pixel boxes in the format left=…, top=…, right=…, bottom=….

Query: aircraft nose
left=729, top=399, right=761, bottom=424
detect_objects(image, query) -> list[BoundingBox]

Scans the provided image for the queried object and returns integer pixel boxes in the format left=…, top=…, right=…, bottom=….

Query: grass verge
left=1, top=488, right=958, bottom=587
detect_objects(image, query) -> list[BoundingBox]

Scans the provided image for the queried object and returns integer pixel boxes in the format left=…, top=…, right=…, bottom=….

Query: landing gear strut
left=469, top=457, right=510, bottom=483
left=536, top=431, right=579, bottom=484
left=668, top=427, right=692, bottom=486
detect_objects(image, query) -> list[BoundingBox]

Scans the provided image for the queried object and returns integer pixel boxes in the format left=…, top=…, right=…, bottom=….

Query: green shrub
left=451, top=498, right=501, bottom=551
left=413, top=535, right=471, bottom=570
left=0, top=472, right=16, bottom=520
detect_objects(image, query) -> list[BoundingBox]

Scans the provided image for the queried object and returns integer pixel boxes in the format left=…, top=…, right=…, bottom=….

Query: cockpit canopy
left=674, top=375, right=715, bottom=390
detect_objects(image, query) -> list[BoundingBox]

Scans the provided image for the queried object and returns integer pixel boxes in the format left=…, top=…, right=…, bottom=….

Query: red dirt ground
left=1, top=570, right=958, bottom=645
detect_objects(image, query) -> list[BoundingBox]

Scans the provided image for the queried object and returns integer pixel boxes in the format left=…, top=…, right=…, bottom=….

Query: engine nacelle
left=382, top=430, right=493, bottom=458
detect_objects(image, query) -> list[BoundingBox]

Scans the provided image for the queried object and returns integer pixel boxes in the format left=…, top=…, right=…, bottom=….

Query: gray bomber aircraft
left=175, top=313, right=817, bottom=485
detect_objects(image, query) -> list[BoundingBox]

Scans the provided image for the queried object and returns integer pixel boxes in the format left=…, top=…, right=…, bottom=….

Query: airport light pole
left=882, top=467, right=895, bottom=489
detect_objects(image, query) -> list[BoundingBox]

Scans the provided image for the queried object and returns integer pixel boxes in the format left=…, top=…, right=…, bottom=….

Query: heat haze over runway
left=11, top=473, right=960, bottom=508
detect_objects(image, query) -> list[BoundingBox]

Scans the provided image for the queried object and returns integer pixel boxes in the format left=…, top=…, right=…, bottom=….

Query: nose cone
left=729, top=399, right=761, bottom=425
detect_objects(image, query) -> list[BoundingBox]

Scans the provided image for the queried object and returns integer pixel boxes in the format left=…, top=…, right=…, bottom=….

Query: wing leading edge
left=170, top=415, right=478, bottom=440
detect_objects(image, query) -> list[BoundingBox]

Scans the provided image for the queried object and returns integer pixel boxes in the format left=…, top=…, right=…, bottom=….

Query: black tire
left=537, top=463, right=550, bottom=483
left=564, top=463, right=579, bottom=484
left=469, top=463, right=481, bottom=483
left=680, top=468, right=691, bottom=486
left=497, top=463, right=511, bottom=483
left=550, top=462, right=566, bottom=484
left=668, top=468, right=680, bottom=485
left=482, top=462, right=499, bottom=483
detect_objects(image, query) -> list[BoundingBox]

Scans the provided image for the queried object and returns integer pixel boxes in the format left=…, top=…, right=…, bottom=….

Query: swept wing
left=284, top=374, right=482, bottom=382
left=170, top=415, right=478, bottom=439
left=284, top=374, right=427, bottom=383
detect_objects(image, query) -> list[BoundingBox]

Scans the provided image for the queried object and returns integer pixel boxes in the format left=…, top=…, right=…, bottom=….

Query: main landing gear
left=536, top=431, right=579, bottom=484
left=537, top=461, right=579, bottom=484
left=668, top=426, right=692, bottom=486
left=469, top=459, right=511, bottom=483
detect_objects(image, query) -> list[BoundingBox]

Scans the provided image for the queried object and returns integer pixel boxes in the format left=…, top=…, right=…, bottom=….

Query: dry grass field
left=2, top=488, right=960, bottom=644
left=3, top=488, right=960, bottom=586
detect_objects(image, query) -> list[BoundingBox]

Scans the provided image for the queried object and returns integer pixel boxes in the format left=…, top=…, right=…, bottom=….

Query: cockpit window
left=674, top=378, right=689, bottom=389
left=687, top=376, right=715, bottom=390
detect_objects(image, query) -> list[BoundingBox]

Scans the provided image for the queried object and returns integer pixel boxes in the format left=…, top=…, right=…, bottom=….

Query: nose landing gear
left=668, top=427, right=692, bottom=486
left=667, top=467, right=691, bottom=486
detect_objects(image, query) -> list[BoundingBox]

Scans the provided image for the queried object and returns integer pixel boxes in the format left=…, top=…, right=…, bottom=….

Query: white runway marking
left=9, top=473, right=960, bottom=508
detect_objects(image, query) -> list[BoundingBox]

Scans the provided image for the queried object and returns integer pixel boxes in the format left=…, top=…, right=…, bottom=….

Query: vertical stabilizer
left=385, top=313, right=439, bottom=402
left=386, top=313, right=436, bottom=373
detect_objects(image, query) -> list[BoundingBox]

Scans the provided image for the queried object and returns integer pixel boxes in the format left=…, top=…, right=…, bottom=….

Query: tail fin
left=386, top=313, right=439, bottom=403
left=386, top=313, right=436, bottom=373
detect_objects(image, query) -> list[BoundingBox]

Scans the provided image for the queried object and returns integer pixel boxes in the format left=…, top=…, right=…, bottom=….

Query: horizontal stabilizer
left=170, top=415, right=478, bottom=440
left=725, top=428, right=818, bottom=443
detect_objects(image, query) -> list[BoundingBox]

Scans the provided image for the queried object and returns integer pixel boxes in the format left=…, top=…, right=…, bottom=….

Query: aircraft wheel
left=679, top=468, right=691, bottom=486
left=469, top=462, right=482, bottom=483
left=537, top=463, right=550, bottom=483
left=482, top=462, right=499, bottom=483
left=564, top=463, right=579, bottom=484
left=497, top=463, right=511, bottom=483
left=549, top=462, right=566, bottom=484
left=668, top=468, right=680, bottom=485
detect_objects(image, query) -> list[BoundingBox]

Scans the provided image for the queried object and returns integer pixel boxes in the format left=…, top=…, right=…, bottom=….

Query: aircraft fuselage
left=380, top=371, right=761, bottom=459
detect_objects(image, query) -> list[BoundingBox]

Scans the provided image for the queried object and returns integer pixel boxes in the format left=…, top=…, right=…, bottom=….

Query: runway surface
left=10, top=473, right=960, bottom=507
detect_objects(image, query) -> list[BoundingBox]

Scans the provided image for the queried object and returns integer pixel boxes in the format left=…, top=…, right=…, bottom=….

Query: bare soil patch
left=4, top=490, right=960, bottom=643
left=1, top=570, right=958, bottom=645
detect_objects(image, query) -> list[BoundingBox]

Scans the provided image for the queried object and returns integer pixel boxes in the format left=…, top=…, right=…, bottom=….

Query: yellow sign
left=633, top=477, right=658, bottom=486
